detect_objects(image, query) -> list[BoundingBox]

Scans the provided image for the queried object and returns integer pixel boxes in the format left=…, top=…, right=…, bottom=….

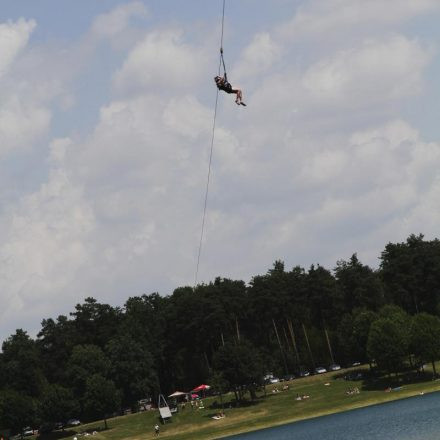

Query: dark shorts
left=220, top=83, right=234, bottom=94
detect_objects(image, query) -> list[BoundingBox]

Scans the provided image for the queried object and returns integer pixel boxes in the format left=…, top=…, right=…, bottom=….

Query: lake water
left=223, top=392, right=440, bottom=440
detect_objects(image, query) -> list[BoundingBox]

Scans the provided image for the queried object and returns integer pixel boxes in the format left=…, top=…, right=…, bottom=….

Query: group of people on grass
left=272, top=384, right=290, bottom=393
left=176, top=399, right=204, bottom=411
left=212, top=411, right=226, bottom=420
left=346, top=387, right=360, bottom=395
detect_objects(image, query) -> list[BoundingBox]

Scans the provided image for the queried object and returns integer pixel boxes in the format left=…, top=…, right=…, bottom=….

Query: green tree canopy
left=83, top=375, right=120, bottom=428
left=2, top=329, right=45, bottom=397
left=70, top=297, right=122, bottom=347
left=380, top=234, right=440, bottom=314
left=37, top=315, right=76, bottom=384
left=410, top=313, right=440, bottom=376
left=106, top=334, right=158, bottom=407
left=367, top=307, right=410, bottom=375
left=67, top=344, right=111, bottom=407
left=334, top=254, right=384, bottom=313
left=0, top=390, right=39, bottom=435
left=39, top=384, right=79, bottom=426
left=212, top=340, right=263, bottom=400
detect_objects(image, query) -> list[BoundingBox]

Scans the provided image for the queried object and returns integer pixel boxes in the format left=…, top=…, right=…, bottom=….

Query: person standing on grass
left=154, top=424, right=160, bottom=436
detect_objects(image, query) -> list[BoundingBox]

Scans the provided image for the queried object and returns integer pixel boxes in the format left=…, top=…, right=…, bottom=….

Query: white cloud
left=48, top=137, right=73, bottom=165
left=112, top=29, right=206, bottom=95
left=73, top=94, right=205, bottom=187
left=234, top=33, right=431, bottom=145
left=205, top=115, right=440, bottom=283
left=279, top=0, right=440, bottom=41
left=232, top=32, right=282, bottom=81
left=350, top=119, right=418, bottom=147
left=0, top=95, right=51, bottom=157
left=1, top=0, right=440, bottom=341
left=163, top=95, right=211, bottom=140
left=92, top=1, right=148, bottom=39
left=302, top=35, right=431, bottom=103
left=0, top=167, right=95, bottom=332
left=293, top=120, right=440, bottom=256
left=0, top=18, right=51, bottom=157
left=0, top=18, right=35, bottom=79
left=300, top=149, right=348, bottom=186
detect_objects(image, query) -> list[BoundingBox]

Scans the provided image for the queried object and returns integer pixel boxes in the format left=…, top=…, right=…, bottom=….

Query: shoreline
left=72, top=372, right=440, bottom=440
left=214, top=387, right=437, bottom=439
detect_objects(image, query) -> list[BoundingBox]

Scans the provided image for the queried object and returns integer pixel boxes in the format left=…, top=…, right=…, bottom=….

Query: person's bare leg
left=231, top=88, right=246, bottom=106
left=232, top=88, right=241, bottom=104
left=237, top=89, right=246, bottom=106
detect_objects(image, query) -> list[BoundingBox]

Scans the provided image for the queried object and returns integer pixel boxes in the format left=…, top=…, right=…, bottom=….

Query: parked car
left=263, top=373, right=280, bottom=384
left=66, top=419, right=81, bottom=427
left=23, top=427, right=34, bottom=437
left=329, top=363, right=341, bottom=371
left=344, top=371, right=364, bottom=381
left=283, top=374, right=296, bottom=381
left=298, top=370, right=310, bottom=377
left=39, top=423, right=55, bottom=434
left=351, top=361, right=361, bottom=367
left=138, top=398, right=152, bottom=411
left=315, top=366, right=327, bottom=374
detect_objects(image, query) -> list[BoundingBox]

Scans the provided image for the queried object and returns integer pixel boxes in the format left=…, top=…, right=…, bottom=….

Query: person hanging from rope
left=214, top=73, right=246, bottom=106
left=214, top=48, right=246, bottom=106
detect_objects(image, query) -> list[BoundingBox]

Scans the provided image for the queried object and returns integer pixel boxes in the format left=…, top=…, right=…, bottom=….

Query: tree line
left=1, top=233, right=440, bottom=435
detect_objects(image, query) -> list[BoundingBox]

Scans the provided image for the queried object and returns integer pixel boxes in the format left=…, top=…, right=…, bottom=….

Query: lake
left=223, top=391, right=440, bottom=440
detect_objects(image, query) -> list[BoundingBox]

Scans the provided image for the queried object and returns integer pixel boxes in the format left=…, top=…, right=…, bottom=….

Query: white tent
left=168, top=391, right=186, bottom=398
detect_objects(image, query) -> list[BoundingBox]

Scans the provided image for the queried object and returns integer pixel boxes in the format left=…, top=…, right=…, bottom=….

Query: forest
left=2, top=233, right=440, bottom=434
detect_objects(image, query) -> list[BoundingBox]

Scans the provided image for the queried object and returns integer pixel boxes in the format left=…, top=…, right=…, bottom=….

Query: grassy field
left=43, top=366, right=440, bottom=440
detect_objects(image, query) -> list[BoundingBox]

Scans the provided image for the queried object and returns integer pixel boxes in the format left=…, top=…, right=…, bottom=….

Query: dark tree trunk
left=249, top=384, right=257, bottom=400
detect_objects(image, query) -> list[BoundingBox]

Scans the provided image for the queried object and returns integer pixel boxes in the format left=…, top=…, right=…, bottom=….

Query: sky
left=1, top=0, right=440, bottom=342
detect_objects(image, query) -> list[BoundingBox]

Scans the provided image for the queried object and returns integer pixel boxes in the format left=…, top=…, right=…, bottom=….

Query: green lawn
left=42, top=365, right=440, bottom=440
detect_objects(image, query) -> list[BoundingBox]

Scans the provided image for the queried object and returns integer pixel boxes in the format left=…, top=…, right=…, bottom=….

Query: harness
left=215, top=46, right=234, bottom=93
left=216, top=77, right=233, bottom=93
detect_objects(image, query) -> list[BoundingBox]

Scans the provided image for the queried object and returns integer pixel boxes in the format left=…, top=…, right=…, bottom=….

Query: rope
left=220, top=0, right=226, bottom=54
left=194, top=0, right=226, bottom=287
left=220, top=51, right=227, bottom=77
left=220, top=0, right=226, bottom=76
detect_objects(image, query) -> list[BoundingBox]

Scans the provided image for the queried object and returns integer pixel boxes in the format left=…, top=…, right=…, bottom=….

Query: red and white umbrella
left=191, top=384, right=211, bottom=392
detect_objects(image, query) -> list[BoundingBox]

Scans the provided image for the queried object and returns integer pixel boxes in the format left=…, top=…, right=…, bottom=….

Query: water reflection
left=224, top=392, right=440, bottom=440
